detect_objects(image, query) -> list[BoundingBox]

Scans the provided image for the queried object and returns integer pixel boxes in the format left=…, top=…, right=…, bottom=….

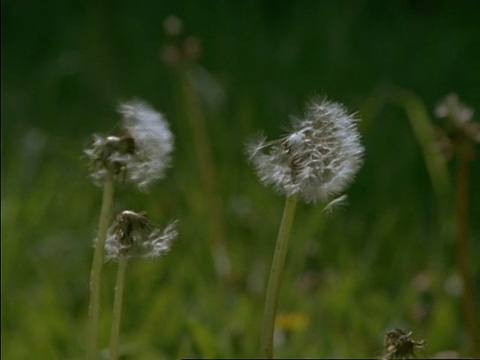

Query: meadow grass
left=2, top=91, right=478, bottom=358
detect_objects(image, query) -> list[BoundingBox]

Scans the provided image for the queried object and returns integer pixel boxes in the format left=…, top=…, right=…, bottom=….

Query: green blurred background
left=2, top=0, right=480, bottom=358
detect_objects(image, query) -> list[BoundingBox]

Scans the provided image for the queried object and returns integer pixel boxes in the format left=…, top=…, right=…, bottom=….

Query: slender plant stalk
left=260, top=195, right=298, bottom=359
left=179, top=71, right=231, bottom=281
left=395, top=90, right=451, bottom=243
left=456, top=142, right=479, bottom=355
left=87, top=172, right=115, bottom=360
left=109, top=253, right=128, bottom=360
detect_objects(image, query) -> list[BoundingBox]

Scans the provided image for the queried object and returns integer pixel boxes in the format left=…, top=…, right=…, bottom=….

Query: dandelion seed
left=85, top=99, right=174, bottom=189
left=104, top=210, right=178, bottom=261
left=322, top=194, right=348, bottom=213
left=247, top=97, right=364, bottom=204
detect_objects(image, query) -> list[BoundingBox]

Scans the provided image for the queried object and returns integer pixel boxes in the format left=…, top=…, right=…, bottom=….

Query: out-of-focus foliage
left=2, top=0, right=480, bottom=358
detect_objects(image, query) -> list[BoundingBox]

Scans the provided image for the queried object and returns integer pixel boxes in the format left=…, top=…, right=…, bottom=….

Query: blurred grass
left=2, top=0, right=480, bottom=358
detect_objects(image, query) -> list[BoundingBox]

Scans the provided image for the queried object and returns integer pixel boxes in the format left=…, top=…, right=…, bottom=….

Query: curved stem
left=260, top=196, right=298, bottom=359
left=109, top=254, right=128, bottom=360
left=87, top=173, right=115, bottom=360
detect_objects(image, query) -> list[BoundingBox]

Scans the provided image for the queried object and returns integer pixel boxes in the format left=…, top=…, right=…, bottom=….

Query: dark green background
left=2, top=0, right=480, bottom=358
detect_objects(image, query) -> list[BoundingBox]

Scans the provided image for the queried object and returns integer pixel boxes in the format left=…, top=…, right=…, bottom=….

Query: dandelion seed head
left=247, top=97, right=364, bottom=204
left=104, top=210, right=178, bottom=261
left=84, top=99, right=174, bottom=189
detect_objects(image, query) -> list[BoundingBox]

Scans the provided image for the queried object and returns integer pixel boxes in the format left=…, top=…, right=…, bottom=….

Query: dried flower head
left=434, top=93, right=480, bottom=144
left=104, top=210, right=178, bottom=261
left=161, top=15, right=202, bottom=66
left=85, top=99, right=174, bottom=189
left=435, top=93, right=474, bottom=125
left=382, top=328, right=426, bottom=360
left=247, top=98, right=364, bottom=204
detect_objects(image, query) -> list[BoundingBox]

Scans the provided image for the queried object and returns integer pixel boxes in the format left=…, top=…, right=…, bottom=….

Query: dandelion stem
left=109, top=253, right=128, bottom=360
left=87, top=172, right=115, bottom=360
left=260, top=195, right=298, bottom=359
left=456, top=142, right=479, bottom=355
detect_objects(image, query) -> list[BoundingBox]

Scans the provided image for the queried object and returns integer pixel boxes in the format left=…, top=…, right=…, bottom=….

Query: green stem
left=87, top=173, right=115, bottom=360
left=109, top=254, right=128, bottom=360
left=260, top=196, right=298, bottom=359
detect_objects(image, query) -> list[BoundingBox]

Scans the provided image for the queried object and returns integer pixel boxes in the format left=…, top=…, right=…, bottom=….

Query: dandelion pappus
left=254, top=131, right=308, bottom=171
left=322, top=194, right=348, bottom=213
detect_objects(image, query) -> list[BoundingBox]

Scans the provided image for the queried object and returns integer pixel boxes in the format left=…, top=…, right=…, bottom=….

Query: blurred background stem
left=395, top=89, right=451, bottom=238
left=178, top=69, right=232, bottom=282
left=398, top=90, right=479, bottom=355
left=456, top=141, right=479, bottom=355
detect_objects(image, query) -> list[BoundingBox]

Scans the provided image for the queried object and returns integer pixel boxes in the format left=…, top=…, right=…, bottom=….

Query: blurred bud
left=435, top=93, right=473, bottom=125
left=434, top=93, right=480, bottom=144
left=161, top=44, right=182, bottom=65
left=183, top=36, right=202, bottom=63
left=163, top=15, right=183, bottom=36
left=160, top=16, right=202, bottom=67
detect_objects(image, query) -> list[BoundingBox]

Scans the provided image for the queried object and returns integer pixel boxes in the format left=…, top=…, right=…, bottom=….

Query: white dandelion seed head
left=84, top=99, right=174, bottom=190
left=104, top=210, right=178, bottom=261
left=118, top=99, right=174, bottom=190
left=247, top=97, right=365, bottom=204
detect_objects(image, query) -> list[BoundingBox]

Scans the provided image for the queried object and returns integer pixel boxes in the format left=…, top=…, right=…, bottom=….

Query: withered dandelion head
left=382, top=328, right=426, bottom=360
left=85, top=99, right=174, bottom=189
left=247, top=97, right=364, bottom=204
left=104, top=210, right=178, bottom=261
